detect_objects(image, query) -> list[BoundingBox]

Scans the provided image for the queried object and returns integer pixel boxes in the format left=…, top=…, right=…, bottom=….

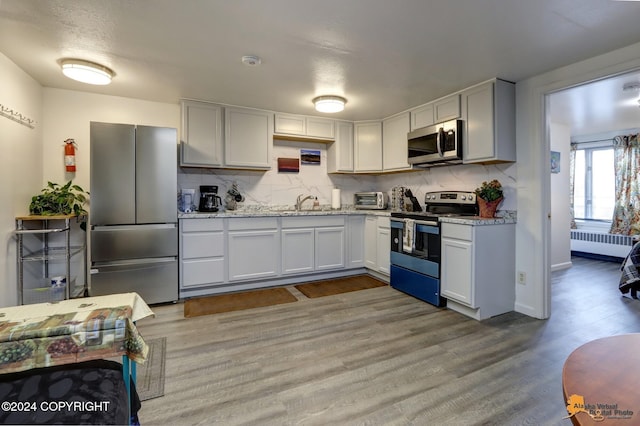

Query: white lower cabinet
left=281, top=216, right=345, bottom=274
left=228, top=218, right=279, bottom=281
left=281, top=227, right=314, bottom=274
left=347, top=215, right=365, bottom=268
left=364, top=215, right=390, bottom=275
left=440, top=222, right=515, bottom=320
left=179, top=219, right=226, bottom=293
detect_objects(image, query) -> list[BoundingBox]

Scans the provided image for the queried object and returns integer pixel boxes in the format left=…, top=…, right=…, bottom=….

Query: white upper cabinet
left=461, top=79, right=515, bottom=164
left=274, top=113, right=335, bottom=139
left=382, top=112, right=411, bottom=171
left=409, top=94, right=460, bottom=131
left=180, top=100, right=223, bottom=167
left=224, top=106, right=273, bottom=169
left=327, top=120, right=354, bottom=173
left=354, top=121, right=383, bottom=172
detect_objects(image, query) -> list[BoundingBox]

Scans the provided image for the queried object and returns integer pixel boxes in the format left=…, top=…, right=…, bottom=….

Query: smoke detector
left=242, top=55, right=262, bottom=66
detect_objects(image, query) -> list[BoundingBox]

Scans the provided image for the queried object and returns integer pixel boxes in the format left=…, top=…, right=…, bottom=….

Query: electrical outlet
left=517, top=271, right=526, bottom=285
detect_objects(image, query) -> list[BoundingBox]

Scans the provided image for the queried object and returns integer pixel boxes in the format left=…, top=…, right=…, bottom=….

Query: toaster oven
left=354, top=192, right=388, bottom=210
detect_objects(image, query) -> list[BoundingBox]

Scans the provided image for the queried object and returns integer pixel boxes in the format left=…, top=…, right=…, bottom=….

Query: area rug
left=294, top=275, right=387, bottom=298
left=184, top=287, right=298, bottom=318
left=137, top=337, right=166, bottom=401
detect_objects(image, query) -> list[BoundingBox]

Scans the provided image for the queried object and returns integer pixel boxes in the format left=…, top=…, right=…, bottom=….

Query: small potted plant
left=29, top=181, right=89, bottom=225
left=474, top=179, right=503, bottom=218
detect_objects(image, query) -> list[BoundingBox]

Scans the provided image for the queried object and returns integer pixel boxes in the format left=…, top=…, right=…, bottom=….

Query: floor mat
left=184, top=287, right=298, bottom=318
left=295, top=275, right=387, bottom=298
left=137, top=336, right=166, bottom=401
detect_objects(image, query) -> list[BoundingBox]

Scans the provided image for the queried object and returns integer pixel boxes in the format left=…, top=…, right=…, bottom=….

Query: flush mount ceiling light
left=60, top=59, right=114, bottom=85
left=313, top=95, right=347, bottom=113
left=623, top=82, right=640, bottom=92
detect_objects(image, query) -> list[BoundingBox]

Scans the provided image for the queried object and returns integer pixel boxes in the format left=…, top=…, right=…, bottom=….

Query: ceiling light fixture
left=60, top=59, right=114, bottom=85
left=313, top=95, right=347, bottom=113
left=623, top=82, right=640, bottom=92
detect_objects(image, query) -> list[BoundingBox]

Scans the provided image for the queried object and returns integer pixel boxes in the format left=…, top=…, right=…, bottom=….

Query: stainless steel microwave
left=354, top=192, right=388, bottom=210
left=407, top=119, right=463, bottom=167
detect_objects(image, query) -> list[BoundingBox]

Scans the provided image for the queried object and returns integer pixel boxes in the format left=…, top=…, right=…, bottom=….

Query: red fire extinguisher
left=64, top=139, right=77, bottom=172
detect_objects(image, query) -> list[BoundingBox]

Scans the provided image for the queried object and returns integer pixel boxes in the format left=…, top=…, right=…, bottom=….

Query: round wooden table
left=562, top=334, right=640, bottom=425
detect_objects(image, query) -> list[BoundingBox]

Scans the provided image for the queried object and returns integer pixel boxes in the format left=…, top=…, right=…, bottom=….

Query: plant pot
left=478, top=197, right=503, bottom=218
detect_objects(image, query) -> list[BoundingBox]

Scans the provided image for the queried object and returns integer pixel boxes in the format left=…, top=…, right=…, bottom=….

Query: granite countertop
left=179, top=206, right=391, bottom=219
left=438, top=210, right=517, bottom=225
left=178, top=207, right=516, bottom=224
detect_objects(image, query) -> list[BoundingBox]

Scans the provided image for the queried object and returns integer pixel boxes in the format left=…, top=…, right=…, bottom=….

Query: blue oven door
left=390, top=264, right=445, bottom=307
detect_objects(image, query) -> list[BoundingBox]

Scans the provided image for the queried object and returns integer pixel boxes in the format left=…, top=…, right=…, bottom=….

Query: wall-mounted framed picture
left=551, top=151, right=560, bottom=174
left=301, top=149, right=320, bottom=165
left=277, top=157, right=299, bottom=173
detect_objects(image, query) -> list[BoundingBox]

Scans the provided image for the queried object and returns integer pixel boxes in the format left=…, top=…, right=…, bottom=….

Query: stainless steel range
left=390, top=191, right=478, bottom=306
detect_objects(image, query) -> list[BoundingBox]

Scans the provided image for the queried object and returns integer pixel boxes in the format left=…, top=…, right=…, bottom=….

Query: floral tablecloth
left=0, top=292, right=154, bottom=374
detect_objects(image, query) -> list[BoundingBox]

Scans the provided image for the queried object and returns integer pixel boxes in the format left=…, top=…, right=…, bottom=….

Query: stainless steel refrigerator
left=89, top=122, right=178, bottom=304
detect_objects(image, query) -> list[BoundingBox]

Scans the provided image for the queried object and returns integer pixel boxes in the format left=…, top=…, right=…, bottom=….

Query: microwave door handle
left=437, top=127, right=445, bottom=157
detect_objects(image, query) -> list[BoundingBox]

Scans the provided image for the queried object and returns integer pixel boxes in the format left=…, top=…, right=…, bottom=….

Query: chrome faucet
left=296, top=194, right=315, bottom=210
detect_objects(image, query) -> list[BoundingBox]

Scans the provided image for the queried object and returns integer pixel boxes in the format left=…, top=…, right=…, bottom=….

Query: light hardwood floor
left=135, top=257, right=640, bottom=425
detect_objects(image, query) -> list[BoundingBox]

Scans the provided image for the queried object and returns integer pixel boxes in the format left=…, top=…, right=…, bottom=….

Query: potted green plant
left=474, top=179, right=504, bottom=218
left=29, top=181, right=89, bottom=217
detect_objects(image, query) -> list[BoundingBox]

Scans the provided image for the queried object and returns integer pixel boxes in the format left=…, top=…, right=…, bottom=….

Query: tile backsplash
left=178, top=140, right=517, bottom=211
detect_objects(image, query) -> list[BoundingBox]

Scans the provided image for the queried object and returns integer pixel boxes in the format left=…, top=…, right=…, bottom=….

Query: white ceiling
left=2, top=0, right=640, bottom=133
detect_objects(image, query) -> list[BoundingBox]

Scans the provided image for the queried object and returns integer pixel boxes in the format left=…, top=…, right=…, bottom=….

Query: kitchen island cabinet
left=461, top=78, right=515, bottom=164
left=440, top=221, right=515, bottom=320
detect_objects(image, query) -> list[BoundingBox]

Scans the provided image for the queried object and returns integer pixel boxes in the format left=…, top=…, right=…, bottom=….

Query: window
left=573, top=146, right=615, bottom=221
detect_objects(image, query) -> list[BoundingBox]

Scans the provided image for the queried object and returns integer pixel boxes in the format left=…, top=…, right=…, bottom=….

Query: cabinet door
left=382, top=112, right=411, bottom=171
left=281, top=228, right=314, bottom=275
left=410, top=103, right=434, bottom=130
left=354, top=121, right=382, bottom=172
left=327, top=121, right=354, bottom=172
left=228, top=229, right=279, bottom=281
left=364, top=216, right=377, bottom=269
left=306, top=117, right=335, bottom=139
left=275, top=113, right=306, bottom=135
left=180, top=100, right=223, bottom=167
left=433, top=94, right=461, bottom=122
left=182, top=258, right=225, bottom=288
left=225, top=107, right=273, bottom=169
left=315, top=226, right=345, bottom=270
left=347, top=216, right=365, bottom=268
left=376, top=222, right=390, bottom=275
left=441, top=237, right=474, bottom=306
left=462, top=82, right=495, bottom=162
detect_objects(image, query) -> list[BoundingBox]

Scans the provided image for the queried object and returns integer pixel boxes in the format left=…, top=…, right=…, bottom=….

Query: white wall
left=42, top=88, right=180, bottom=194
left=516, top=40, right=640, bottom=319
left=0, top=53, right=44, bottom=307
left=549, top=122, right=572, bottom=271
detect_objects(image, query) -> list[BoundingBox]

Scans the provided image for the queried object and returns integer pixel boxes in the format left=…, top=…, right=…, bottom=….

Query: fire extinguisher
left=64, top=139, right=77, bottom=172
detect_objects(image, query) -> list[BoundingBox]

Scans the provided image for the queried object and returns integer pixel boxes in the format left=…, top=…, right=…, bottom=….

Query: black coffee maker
left=199, top=185, right=222, bottom=212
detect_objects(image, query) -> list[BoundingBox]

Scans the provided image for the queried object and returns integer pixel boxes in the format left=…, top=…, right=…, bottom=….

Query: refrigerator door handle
left=91, top=257, right=177, bottom=272
left=91, top=224, right=176, bottom=232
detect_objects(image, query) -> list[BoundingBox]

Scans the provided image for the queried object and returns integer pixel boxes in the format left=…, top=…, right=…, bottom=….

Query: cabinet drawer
left=228, top=217, right=278, bottom=230
left=181, top=218, right=224, bottom=232
left=377, top=216, right=390, bottom=229
left=441, top=223, right=473, bottom=241
left=182, top=258, right=224, bottom=287
left=182, top=232, right=224, bottom=258
left=282, top=216, right=344, bottom=228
